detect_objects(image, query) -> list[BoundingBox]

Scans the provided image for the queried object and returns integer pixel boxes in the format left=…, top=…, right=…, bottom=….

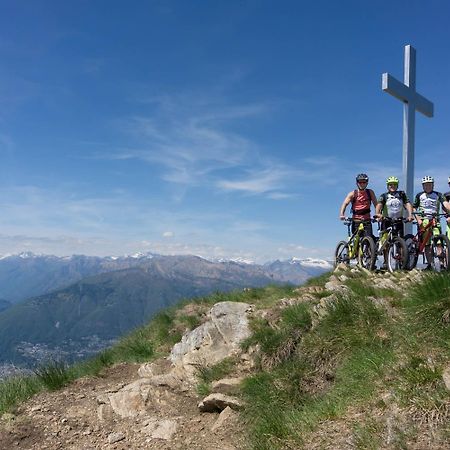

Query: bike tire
left=358, top=236, right=376, bottom=270
left=431, top=234, right=450, bottom=272
left=334, top=241, right=350, bottom=267
left=404, top=234, right=419, bottom=270
left=387, top=237, right=408, bottom=272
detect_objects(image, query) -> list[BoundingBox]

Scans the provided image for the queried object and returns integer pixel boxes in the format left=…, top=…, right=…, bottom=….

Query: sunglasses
left=357, top=180, right=368, bottom=184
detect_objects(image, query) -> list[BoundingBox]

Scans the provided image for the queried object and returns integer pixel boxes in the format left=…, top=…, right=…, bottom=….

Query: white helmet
left=421, top=175, right=434, bottom=183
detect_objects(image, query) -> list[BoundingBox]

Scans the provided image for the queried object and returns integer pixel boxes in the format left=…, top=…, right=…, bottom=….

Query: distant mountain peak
left=289, top=257, right=333, bottom=268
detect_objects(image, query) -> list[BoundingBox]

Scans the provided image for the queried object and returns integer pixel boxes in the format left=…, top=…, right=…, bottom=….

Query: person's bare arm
left=370, top=189, right=377, bottom=209
left=405, top=202, right=414, bottom=221
left=443, top=200, right=450, bottom=213
left=375, top=201, right=383, bottom=219
left=339, top=191, right=354, bottom=219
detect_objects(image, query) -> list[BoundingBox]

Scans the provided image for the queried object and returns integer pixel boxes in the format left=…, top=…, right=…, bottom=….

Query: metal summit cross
left=382, top=45, right=434, bottom=208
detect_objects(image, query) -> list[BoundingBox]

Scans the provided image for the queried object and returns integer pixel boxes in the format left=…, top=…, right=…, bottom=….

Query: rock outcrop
left=169, top=301, right=253, bottom=382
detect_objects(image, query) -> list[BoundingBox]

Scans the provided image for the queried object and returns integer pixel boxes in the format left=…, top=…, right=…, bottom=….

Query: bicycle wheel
left=334, top=240, right=350, bottom=267
left=387, top=237, right=408, bottom=272
left=431, top=234, right=450, bottom=272
left=404, top=234, right=419, bottom=270
left=358, top=236, right=376, bottom=270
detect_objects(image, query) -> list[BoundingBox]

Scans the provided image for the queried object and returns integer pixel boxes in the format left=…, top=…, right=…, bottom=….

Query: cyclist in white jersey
left=413, top=176, right=450, bottom=269
left=375, top=176, right=413, bottom=269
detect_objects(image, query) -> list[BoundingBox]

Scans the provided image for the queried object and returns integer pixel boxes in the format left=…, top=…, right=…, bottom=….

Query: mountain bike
left=374, top=218, right=408, bottom=272
left=404, top=213, right=450, bottom=272
left=335, top=218, right=376, bottom=270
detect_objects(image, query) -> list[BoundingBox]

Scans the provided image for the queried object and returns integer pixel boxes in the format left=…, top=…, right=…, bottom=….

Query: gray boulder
left=170, top=302, right=252, bottom=382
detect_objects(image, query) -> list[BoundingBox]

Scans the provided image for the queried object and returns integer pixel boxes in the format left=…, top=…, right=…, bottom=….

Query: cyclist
left=445, top=177, right=450, bottom=203
left=375, top=176, right=413, bottom=269
left=413, top=175, right=450, bottom=269
left=376, top=176, right=413, bottom=236
left=340, top=173, right=377, bottom=237
left=445, top=176, right=450, bottom=237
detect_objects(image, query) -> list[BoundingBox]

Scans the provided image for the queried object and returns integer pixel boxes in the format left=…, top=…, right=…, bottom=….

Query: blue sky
left=0, top=0, right=449, bottom=262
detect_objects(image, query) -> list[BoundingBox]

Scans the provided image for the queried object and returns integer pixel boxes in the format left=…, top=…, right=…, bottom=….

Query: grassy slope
left=1, top=271, right=449, bottom=449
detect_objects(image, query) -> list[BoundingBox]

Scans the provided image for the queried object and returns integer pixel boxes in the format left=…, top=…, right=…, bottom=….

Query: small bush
left=114, top=329, right=154, bottom=362
left=0, top=376, right=40, bottom=414
left=34, top=360, right=72, bottom=391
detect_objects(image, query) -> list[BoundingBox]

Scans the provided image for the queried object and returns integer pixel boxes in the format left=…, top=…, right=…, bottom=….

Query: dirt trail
left=0, top=362, right=244, bottom=450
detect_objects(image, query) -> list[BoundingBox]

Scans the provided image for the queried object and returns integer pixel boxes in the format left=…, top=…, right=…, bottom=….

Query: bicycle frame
left=406, top=213, right=448, bottom=268
left=345, top=221, right=366, bottom=259
left=335, top=218, right=376, bottom=270
left=376, top=219, right=404, bottom=254
left=415, top=215, right=440, bottom=255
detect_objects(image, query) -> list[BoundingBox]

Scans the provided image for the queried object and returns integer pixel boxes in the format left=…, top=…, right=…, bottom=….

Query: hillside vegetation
left=1, top=267, right=449, bottom=449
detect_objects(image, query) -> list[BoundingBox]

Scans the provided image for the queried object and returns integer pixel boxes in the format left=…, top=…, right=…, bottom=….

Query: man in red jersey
left=339, top=173, right=377, bottom=237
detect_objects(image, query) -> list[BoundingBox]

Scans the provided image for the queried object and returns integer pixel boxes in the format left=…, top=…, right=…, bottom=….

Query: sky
left=0, top=0, right=449, bottom=263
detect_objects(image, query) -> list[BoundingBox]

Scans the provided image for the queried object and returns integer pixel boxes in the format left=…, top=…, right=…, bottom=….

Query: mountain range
left=0, top=252, right=332, bottom=370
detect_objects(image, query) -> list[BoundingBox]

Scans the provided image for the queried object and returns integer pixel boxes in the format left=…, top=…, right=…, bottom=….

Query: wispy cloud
left=216, top=166, right=299, bottom=196
left=99, top=92, right=308, bottom=197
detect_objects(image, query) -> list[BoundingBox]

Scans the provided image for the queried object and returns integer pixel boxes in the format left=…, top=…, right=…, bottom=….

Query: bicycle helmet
left=421, top=175, right=434, bottom=183
left=386, top=176, right=399, bottom=185
left=448, top=176, right=450, bottom=183
left=356, top=173, right=369, bottom=182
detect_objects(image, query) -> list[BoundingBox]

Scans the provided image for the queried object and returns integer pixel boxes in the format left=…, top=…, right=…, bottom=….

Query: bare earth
left=0, top=362, right=245, bottom=450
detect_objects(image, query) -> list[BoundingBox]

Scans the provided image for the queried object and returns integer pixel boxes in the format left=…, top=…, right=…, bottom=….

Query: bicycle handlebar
left=413, top=212, right=448, bottom=218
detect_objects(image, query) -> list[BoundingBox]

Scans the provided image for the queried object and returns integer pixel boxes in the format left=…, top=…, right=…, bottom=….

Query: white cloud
left=162, top=231, right=174, bottom=238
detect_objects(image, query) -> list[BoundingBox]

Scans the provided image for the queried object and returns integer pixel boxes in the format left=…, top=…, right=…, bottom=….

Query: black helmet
left=356, top=173, right=369, bottom=182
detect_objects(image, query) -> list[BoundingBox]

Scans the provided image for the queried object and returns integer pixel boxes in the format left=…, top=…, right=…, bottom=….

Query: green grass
left=241, top=292, right=394, bottom=448
left=192, top=284, right=298, bottom=309
left=352, top=419, right=383, bottom=450
left=304, top=271, right=333, bottom=288
left=401, top=273, right=450, bottom=347
left=196, top=357, right=238, bottom=396
left=240, top=273, right=450, bottom=449
left=33, top=360, right=72, bottom=391
left=0, top=376, right=41, bottom=415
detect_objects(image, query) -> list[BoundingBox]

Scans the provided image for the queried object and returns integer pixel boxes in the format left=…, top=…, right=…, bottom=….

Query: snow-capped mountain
left=288, top=257, right=333, bottom=269
left=264, top=257, right=332, bottom=284
left=0, top=251, right=332, bottom=305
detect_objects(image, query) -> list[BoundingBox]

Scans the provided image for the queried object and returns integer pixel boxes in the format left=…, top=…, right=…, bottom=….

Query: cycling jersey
left=413, top=191, right=446, bottom=218
left=352, top=189, right=374, bottom=221
left=378, top=191, right=409, bottom=219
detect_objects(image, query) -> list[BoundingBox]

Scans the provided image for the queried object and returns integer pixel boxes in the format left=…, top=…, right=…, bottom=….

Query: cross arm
left=414, top=92, right=433, bottom=118
left=382, top=73, right=412, bottom=102
left=382, top=73, right=434, bottom=118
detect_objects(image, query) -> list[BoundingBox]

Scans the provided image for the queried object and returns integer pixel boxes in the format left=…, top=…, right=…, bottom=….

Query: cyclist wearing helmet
left=375, top=176, right=413, bottom=270
left=375, top=176, right=413, bottom=237
left=444, top=177, right=450, bottom=236
left=413, top=176, right=450, bottom=269
left=445, top=176, right=450, bottom=203
left=340, top=173, right=377, bottom=236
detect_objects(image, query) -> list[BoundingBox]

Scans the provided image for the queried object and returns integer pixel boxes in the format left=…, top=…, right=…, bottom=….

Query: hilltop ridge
left=0, top=266, right=449, bottom=449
